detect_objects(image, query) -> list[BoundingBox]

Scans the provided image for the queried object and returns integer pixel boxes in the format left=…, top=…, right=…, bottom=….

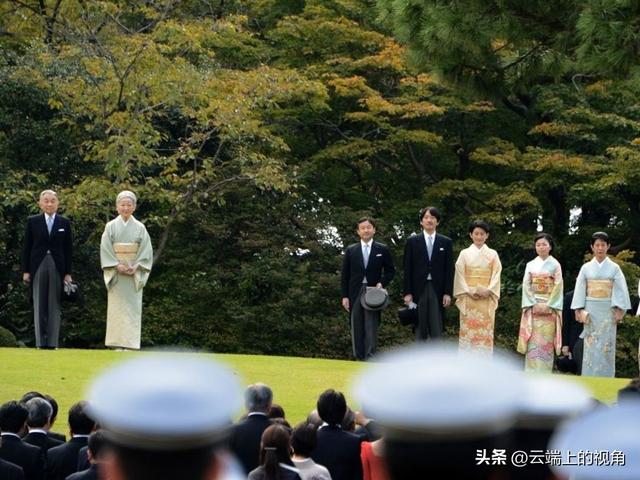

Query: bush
left=0, top=325, right=17, bottom=347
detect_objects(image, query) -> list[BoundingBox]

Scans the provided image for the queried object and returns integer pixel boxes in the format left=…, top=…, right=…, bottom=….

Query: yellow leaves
left=528, top=122, right=581, bottom=137
left=631, top=138, right=640, bottom=145
left=471, top=139, right=521, bottom=167
left=464, top=101, right=495, bottom=113
left=584, top=80, right=613, bottom=95
left=328, top=76, right=376, bottom=97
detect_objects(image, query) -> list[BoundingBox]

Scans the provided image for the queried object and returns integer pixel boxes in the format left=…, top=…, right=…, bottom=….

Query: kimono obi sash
left=530, top=273, right=554, bottom=295
left=114, top=243, right=139, bottom=263
left=464, top=267, right=492, bottom=288
left=586, top=279, right=613, bottom=299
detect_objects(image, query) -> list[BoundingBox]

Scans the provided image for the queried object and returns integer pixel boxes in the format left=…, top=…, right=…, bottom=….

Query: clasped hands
left=469, top=286, right=491, bottom=300
left=116, top=263, right=138, bottom=276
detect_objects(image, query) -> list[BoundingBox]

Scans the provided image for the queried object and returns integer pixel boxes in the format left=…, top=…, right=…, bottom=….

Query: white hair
left=116, top=190, right=137, bottom=206
left=39, top=190, right=58, bottom=200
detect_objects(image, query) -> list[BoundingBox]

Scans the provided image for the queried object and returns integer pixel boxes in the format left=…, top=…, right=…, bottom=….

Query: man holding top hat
left=341, top=217, right=395, bottom=360
left=22, top=189, right=73, bottom=349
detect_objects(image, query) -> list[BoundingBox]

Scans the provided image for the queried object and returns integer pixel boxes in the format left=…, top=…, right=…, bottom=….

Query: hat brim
left=361, top=289, right=390, bottom=311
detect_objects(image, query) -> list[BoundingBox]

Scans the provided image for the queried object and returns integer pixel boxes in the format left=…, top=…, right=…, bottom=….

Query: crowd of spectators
left=1, top=345, right=639, bottom=480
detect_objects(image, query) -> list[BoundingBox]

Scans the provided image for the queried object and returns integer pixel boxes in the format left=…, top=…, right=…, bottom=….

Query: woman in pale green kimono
left=571, top=232, right=630, bottom=377
left=100, top=191, right=153, bottom=349
left=517, top=233, right=563, bottom=372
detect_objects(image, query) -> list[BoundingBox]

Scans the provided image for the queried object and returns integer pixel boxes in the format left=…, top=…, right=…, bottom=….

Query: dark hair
left=591, top=231, right=610, bottom=246
left=617, top=378, right=640, bottom=402
left=271, top=417, right=292, bottom=431
left=25, top=397, right=53, bottom=428
left=113, top=444, right=216, bottom=480
left=268, top=403, right=285, bottom=419
left=68, top=401, right=95, bottom=435
left=533, top=232, right=554, bottom=252
left=357, top=217, right=377, bottom=229
left=20, top=391, right=44, bottom=404
left=260, top=424, right=294, bottom=479
left=0, top=401, right=29, bottom=433
left=419, top=206, right=441, bottom=222
left=88, top=431, right=109, bottom=459
left=44, top=394, right=59, bottom=424
left=291, top=422, right=318, bottom=457
left=468, top=220, right=490, bottom=234
left=306, top=409, right=323, bottom=429
left=341, top=408, right=356, bottom=432
left=317, top=389, right=347, bottom=426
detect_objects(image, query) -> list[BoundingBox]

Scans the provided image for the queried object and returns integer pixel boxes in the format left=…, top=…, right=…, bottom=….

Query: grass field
left=0, top=347, right=631, bottom=437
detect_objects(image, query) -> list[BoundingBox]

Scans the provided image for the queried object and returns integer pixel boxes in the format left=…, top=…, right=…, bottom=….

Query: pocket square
left=376, top=253, right=382, bottom=257
left=58, top=228, right=65, bottom=232
left=439, top=247, right=444, bottom=251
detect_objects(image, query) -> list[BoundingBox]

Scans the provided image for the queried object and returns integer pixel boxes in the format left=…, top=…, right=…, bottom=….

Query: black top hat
left=397, top=306, right=418, bottom=326
left=361, top=287, right=390, bottom=311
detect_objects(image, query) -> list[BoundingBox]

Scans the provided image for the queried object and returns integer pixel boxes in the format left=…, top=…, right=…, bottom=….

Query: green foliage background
left=1, top=0, right=639, bottom=376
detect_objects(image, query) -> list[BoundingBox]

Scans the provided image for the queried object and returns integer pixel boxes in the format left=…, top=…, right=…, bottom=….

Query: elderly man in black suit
left=46, top=401, right=96, bottom=480
left=22, top=397, right=63, bottom=452
left=0, top=401, right=45, bottom=480
left=22, top=190, right=73, bottom=349
left=403, top=206, right=454, bottom=340
left=341, top=217, right=395, bottom=360
left=228, top=383, right=274, bottom=475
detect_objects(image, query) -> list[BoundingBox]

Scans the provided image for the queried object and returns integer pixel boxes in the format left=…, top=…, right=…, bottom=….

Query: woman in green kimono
left=571, top=232, right=630, bottom=377
left=100, top=191, right=153, bottom=350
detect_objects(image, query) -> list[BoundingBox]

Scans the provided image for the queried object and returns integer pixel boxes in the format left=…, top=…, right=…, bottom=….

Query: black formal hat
left=361, top=287, right=390, bottom=311
left=555, top=355, right=578, bottom=374
left=397, top=306, right=418, bottom=326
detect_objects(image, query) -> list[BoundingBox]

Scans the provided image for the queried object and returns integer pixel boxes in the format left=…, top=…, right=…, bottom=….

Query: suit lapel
left=431, top=234, right=440, bottom=260
left=355, top=243, right=365, bottom=270
left=39, top=214, right=50, bottom=238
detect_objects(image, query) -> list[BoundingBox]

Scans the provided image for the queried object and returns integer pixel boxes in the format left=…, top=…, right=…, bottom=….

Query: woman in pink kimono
left=517, top=233, right=563, bottom=372
left=453, top=221, right=502, bottom=354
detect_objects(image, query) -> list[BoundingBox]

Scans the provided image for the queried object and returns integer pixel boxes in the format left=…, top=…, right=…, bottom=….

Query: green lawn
left=0, top=348, right=630, bottom=437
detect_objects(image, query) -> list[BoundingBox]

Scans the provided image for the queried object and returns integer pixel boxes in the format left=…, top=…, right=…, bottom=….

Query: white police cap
left=353, top=342, right=524, bottom=439
left=550, top=400, right=640, bottom=479
left=87, top=354, right=242, bottom=450
left=517, top=375, right=593, bottom=428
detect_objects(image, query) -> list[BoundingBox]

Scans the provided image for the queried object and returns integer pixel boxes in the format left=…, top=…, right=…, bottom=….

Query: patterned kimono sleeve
left=521, top=261, right=536, bottom=309
left=487, top=251, right=501, bottom=300
left=611, top=266, right=631, bottom=311
left=570, top=266, right=587, bottom=310
left=547, top=259, right=564, bottom=313
left=453, top=250, right=471, bottom=299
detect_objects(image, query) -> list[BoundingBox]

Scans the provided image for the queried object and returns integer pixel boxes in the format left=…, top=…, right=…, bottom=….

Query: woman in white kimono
left=571, top=231, right=630, bottom=377
left=453, top=220, right=502, bottom=354
left=517, top=233, right=563, bottom=372
left=100, top=191, right=153, bottom=350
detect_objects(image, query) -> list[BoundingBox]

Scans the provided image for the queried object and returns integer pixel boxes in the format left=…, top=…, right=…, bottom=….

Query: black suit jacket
left=228, top=414, right=272, bottom=474
left=47, top=433, right=66, bottom=444
left=22, top=214, right=73, bottom=280
left=311, top=425, right=362, bottom=480
left=65, top=464, right=98, bottom=480
left=562, top=291, right=582, bottom=349
left=341, top=241, right=395, bottom=305
left=403, top=232, right=454, bottom=302
left=23, top=432, right=63, bottom=453
left=0, top=435, right=45, bottom=480
left=46, top=437, right=88, bottom=480
left=0, top=457, right=25, bottom=480
left=75, top=446, right=89, bottom=472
